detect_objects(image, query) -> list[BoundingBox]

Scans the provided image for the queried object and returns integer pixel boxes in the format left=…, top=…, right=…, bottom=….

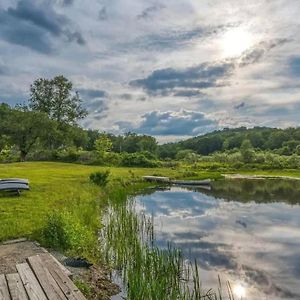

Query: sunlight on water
left=233, top=283, right=246, bottom=299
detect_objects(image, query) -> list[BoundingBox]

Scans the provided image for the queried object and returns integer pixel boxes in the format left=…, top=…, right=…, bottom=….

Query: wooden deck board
left=2, top=252, right=86, bottom=300
left=16, top=263, right=47, bottom=300
left=27, top=255, right=67, bottom=300
left=39, top=254, right=85, bottom=300
left=6, top=273, right=28, bottom=300
left=0, top=274, right=11, bottom=300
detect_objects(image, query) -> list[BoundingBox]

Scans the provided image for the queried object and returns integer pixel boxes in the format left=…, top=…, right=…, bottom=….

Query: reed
left=100, top=196, right=236, bottom=299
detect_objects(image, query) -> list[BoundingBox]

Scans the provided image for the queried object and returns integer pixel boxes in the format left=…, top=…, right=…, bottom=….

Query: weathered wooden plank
left=38, top=254, right=86, bottom=300
left=2, top=238, right=27, bottom=245
left=46, top=268, right=85, bottom=300
left=27, top=256, right=67, bottom=300
left=6, top=273, right=28, bottom=300
left=16, top=263, right=47, bottom=300
left=37, top=253, right=72, bottom=278
left=0, top=274, right=11, bottom=300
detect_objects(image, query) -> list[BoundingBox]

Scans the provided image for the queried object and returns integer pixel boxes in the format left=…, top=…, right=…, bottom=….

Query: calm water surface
left=134, top=179, right=300, bottom=300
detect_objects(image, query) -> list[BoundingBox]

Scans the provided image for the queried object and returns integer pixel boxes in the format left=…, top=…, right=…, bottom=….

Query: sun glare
left=233, top=284, right=246, bottom=299
left=221, top=27, right=254, bottom=58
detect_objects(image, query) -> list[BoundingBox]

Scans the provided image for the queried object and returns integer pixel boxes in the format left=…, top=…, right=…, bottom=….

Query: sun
left=220, top=27, right=254, bottom=58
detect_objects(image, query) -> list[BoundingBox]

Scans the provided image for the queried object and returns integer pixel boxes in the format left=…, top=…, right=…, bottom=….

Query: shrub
left=77, top=151, right=98, bottom=164
left=120, top=152, right=159, bottom=167
left=56, top=147, right=81, bottom=162
left=27, top=150, right=57, bottom=161
left=89, top=170, right=110, bottom=187
left=41, top=211, right=95, bottom=255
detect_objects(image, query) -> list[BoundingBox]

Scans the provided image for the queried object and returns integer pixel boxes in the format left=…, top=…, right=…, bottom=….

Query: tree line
left=1, top=75, right=300, bottom=169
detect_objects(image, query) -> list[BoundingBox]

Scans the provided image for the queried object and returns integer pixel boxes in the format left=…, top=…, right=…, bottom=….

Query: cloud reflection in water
left=135, top=182, right=300, bottom=299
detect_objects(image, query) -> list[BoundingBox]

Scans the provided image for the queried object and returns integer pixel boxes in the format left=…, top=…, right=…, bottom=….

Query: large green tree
left=29, top=75, right=87, bottom=125
left=1, top=105, right=54, bottom=161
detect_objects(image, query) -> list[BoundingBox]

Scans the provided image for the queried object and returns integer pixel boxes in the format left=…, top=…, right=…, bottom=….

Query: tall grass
left=100, top=197, right=236, bottom=299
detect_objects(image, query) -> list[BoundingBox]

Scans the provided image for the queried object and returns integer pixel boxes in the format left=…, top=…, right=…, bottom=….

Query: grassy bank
left=234, top=169, right=300, bottom=178
left=0, top=162, right=181, bottom=242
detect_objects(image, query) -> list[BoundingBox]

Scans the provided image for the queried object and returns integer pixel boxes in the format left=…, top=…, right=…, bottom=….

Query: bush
left=56, top=147, right=83, bottom=162
left=41, top=211, right=95, bottom=255
left=120, top=152, right=159, bottom=168
left=77, top=151, right=98, bottom=164
left=27, top=150, right=57, bottom=161
left=89, top=170, right=110, bottom=187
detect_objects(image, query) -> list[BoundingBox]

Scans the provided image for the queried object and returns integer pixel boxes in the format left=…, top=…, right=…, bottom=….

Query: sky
left=0, top=0, right=299, bottom=142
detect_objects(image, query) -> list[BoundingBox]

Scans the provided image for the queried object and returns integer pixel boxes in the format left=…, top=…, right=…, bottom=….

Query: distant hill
left=158, top=127, right=300, bottom=159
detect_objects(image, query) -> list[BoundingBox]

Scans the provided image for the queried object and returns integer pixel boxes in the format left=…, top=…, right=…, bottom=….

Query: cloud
left=98, top=6, right=108, bottom=21
left=116, top=110, right=218, bottom=136
left=61, top=0, right=74, bottom=6
left=130, top=61, right=234, bottom=95
left=234, top=102, right=245, bottom=110
left=239, top=39, right=290, bottom=67
left=119, top=93, right=133, bottom=100
left=289, top=56, right=300, bottom=76
left=127, top=24, right=235, bottom=53
left=84, top=99, right=109, bottom=118
left=78, top=89, right=108, bottom=99
left=174, top=90, right=205, bottom=98
left=0, top=62, right=8, bottom=75
left=137, top=4, right=165, bottom=20
left=131, top=38, right=289, bottom=96
left=0, top=0, right=85, bottom=53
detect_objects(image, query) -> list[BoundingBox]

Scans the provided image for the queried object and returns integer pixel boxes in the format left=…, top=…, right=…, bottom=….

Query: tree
left=29, top=75, right=87, bottom=125
left=94, top=134, right=113, bottom=159
left=240, top=139, right=255, bottom=163
left=137, top=135, right=157, bottom=153
left=1, top=106, right=54, bottom=161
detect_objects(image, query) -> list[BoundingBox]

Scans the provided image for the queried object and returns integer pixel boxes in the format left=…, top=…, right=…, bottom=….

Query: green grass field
left=0, top=162, right=188, bottom=242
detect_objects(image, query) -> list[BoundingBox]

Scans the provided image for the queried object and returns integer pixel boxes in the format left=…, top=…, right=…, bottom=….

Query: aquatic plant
left=100, top=197, right=236, bottom=300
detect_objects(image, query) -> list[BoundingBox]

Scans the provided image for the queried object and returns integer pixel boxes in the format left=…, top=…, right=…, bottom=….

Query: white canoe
left=0, top=178, right=29, bottom=184
left=0, top=182, right=29, bottom=191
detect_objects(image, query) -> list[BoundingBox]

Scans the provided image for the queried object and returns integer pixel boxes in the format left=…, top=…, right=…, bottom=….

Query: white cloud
left=0, top=0, right=299, bottom=140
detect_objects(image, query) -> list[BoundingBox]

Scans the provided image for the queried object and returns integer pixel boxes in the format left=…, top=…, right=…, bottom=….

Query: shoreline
left=223, top=173, right=300, bottom=180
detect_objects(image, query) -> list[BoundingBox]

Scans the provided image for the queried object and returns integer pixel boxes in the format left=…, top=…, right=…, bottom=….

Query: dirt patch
left=0, top=239, right=45, bottom=273
left=0, top=239, right=120, bottom=299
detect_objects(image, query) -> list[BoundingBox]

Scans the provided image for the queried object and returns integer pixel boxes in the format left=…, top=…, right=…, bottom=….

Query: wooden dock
left=143, top=176, right=211, bottom=186
left=0, top=253, right=86, bottom=300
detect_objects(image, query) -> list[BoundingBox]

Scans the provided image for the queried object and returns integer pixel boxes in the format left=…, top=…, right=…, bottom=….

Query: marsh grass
left=101, top=197, right=236, bottom=300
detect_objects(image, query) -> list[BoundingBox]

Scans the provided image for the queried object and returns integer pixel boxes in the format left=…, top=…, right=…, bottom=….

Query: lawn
left=0, top=162, right=186, bottom=242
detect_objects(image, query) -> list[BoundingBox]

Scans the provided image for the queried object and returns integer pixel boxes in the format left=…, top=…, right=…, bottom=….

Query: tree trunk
left=20, top=150, right=27, bottom=162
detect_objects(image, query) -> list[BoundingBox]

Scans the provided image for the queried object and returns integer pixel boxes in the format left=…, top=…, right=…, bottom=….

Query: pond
left=132, top=179, right=300, bottom=300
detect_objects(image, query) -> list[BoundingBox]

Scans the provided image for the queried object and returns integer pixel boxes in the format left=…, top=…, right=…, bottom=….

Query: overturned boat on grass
left=0, top=178, right=30, bottom=193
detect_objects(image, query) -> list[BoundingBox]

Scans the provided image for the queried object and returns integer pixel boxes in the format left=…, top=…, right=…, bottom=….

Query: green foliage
left=56, top=147, right=82, bottom=162
left=74, top=279, right=92, bottom=298
left=240, top=139, right=255, bottom=163
left=0, top=105, right=55, bottom=161
left=94, top=134, right=113, bottom=159
left=41, top=211, right=96, bottom=256
left=121, top=152, right=159, bottom=167
left=161, top=127, right=300, bottom=159
left=29, top=75, right=87, bottom=125
left=90, top=170, right=110, bottom=187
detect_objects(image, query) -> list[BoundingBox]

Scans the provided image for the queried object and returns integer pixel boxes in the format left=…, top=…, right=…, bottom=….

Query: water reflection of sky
left=135, top=184, right=300, bottom=300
